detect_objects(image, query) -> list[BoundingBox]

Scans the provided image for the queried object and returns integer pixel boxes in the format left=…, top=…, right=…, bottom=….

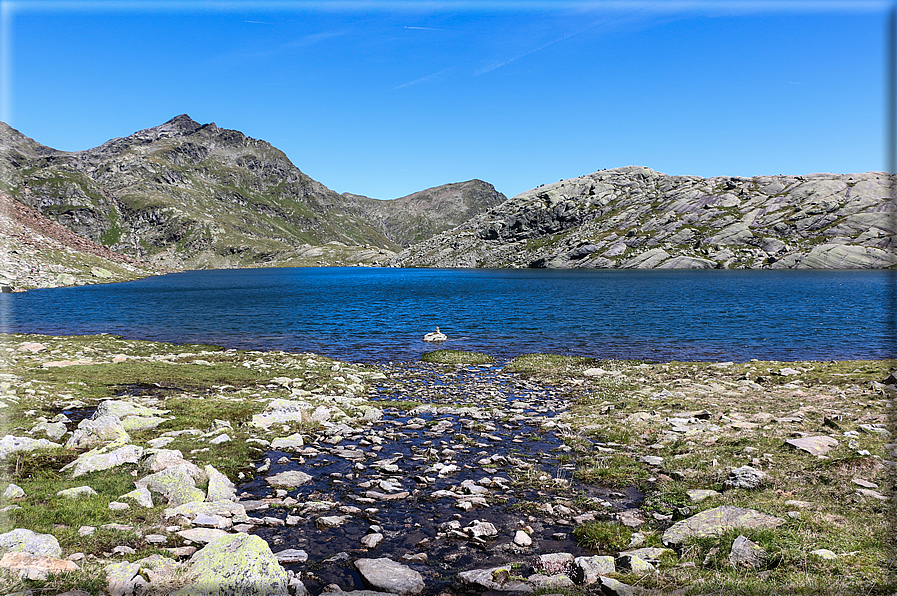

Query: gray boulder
left=173, top=533, right=288, bottom=596
left=728, top=534, right=767, bottom=569
left=662, top=506, right=785, bottom=548
left=65, top=415, right=130, bottom=449
left=62, top=444, right=144, bottom=477
left=355, top=558, right=425, bottom=595
left=0, top=435, right=62, bottom=459
left=724, top=465, right=766, bottom=490
left=204, top=465, right=236, bottom=502
left=572, top=555, right=615, bottom=585
left=456, top=566, right=533, bottom=593
left=0, top=528, right=62, bottom=558
left=137, top=464, right=205, bottom=506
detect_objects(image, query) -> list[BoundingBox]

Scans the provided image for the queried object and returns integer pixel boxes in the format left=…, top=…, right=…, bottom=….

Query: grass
left=420, top=350, right=495, bottom=365
left=573, top=520, right=633, bottom=552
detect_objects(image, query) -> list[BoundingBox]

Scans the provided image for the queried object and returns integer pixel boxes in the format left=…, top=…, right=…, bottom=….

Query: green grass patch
left=575, top=453, right=649, bottom=486
left=420, top=350, right=495, bottom=365
left=573, top=520, right=632, bottom=552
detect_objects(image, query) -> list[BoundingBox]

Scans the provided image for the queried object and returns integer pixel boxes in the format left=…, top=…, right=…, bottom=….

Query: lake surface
left=1, top=268, right=893, bottom=363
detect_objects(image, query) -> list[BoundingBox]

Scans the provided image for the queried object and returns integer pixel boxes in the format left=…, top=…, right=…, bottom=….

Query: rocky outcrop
left=389, top=166, right=897, bottom=269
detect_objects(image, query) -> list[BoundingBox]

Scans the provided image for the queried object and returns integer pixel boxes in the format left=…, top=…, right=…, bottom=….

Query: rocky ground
left=0, top=194, right=161, bottom=290
left=0, top=335, right=893, bottom=595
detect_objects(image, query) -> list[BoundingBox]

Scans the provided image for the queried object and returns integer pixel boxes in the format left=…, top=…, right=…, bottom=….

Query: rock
left=513, top=530, right=532, bottom=546
left=251, top=400, right=309, bottom=429
left=456, top=566, right=533, bottom=593
left=3, top=484, right=24, bottom=499
left=57, top=486, right=98, bottom=499
left=91, top=266, right=113, bottom=278
left=616, top=554, right=655, bottom=574
left=662, top=506, right=785, bottom=548
left=271, top=433, right=305, bottom=450
left=360, top=533, right=384, bottom=548
left=538, top=552, right=574, bottom=573
left=210, top=433, right=231, bottom=444
left=266, top=470, right=313, bottom=487
left=0, top=434, right=62, bottom=459
left=65, top=415, right=130, bottom=449
left=56, top=273, right=77, bottom=286
left=724, top=465, right=766, bottom=490
left=0, top=528, right=62, bottom=558
left=176, top=528, right=229, bottom=544
left=687, top=489, right=720, bottom=503
left=463, top=520, right=498, bottom=540
left=142, top=449, right=205, bottom=478
left=0, top=551, right=78, bottom=580
left=527, top=573, right=574, bottom=589
left=137, top=464, right=206, bottom=506
left=106, top=560, right=141, bottom=596
left=598, top=576, right=636, bottom=596
left=173, top=533, right=289, bottom=596
left=120, top=486, right=154, bottom=508
left=572, top=555, right=615, bottom=584
left=30, top=421, right=68, bottom=440
left=204, top=465, right=237, bottom=502
left=785, top=436, right=839, bottom=456
left=810, top=548, right=838, bottom=560
left=63, top=444, right=144, bottom=477
left=355, top=557, right=425, bottom=595
left=273, top=548, right=308, bottom=563
left=728, top=535, right=767, bottom=569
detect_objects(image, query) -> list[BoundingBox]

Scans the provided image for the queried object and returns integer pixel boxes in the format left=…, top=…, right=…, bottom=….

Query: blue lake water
left=1, top=267, right=894, bottom=363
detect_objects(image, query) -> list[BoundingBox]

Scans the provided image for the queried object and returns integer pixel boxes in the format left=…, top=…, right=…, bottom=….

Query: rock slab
left=662, top=506, right=785, bottom=548
left=355, top=558, right=425, bottom=595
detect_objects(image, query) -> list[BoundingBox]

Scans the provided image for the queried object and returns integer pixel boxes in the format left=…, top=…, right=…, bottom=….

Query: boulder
left=662, top=506, right=785, bottom=548
left=785, top=435, right=839, bottom=456
left=204, top=465, right=237, bottom=502
left=137, top=464, right=205, bottom=506
left=355, top=557, right=425, bottom=595
left=0, top=551, right=78, bottom=580
left=65, top=415, right=130, bottom=449
left=0, top=528, right=62, bottom=558
left=0, top=434, right=62, bottom=459
left=173, top=533, right=289, bottom=596
left=456, top=566, right=533, bottom=593
left=63, top=444, right=144, bottom=477
left=723, top=465, right=766, bottom=490
left=57, top=486, right=98, bottom=499
left=3, top=484, right=24, bottom=499
left=572, top=555, right=615, bottom=584
left=728, top=534, right=767, bottom=569
left=143, top=449, right=205, bottom=480
left=266, top=470, right=313, bottom=488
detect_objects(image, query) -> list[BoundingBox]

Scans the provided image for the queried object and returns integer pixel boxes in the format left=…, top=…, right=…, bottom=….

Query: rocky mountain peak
left=159, top=114, right=203, bottom=134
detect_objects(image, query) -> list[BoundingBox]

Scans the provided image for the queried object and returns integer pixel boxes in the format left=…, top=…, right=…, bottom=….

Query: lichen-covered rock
left=62, top=444, right=144, bottom=477
left=137, top=464, right=205, bottom=506
left=173, top=533, right=289, bottom=596
left=142, top=449, right=205, bottom=480
left=456, top=566, right=533, bottom=593
left=65, top=414, right=130, bottom=449
left=662, top=506, right=785, bottom=548
left=204, top=464, right=236, bottom=502
left=57, top=486, right=98, bottom=499
left=0, top=528, right=62, bottom=558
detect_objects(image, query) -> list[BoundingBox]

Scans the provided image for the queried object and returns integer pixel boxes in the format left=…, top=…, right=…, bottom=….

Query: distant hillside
left=389, top=166, right=897, bottom=269
left=0, top=116, right=503, bottom=269
left=343, top=179, right=506, bottom=247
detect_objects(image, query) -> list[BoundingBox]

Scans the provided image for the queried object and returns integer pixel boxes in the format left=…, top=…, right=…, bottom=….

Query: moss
left=420, top=350, right=495, bottom=365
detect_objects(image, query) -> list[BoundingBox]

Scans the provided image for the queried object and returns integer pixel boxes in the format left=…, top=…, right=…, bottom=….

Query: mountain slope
left=342, top=179, right=506, bottom=247
left=389, top=166, right=897, bottom=269
left=0, top=116, right=503, bottom=269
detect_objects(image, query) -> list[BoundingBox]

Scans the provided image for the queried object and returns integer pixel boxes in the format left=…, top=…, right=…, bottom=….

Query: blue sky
left=2, top=1, right=893, bottom=199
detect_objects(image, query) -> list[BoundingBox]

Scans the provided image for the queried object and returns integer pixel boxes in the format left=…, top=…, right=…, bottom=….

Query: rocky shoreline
left=0, top=335, right=893, bottom=595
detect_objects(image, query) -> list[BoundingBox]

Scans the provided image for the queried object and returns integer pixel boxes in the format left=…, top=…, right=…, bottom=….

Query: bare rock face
left=390, top=167, right=897, bottom=270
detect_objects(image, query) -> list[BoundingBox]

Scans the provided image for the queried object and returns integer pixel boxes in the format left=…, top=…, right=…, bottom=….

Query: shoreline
left=0, top=332, right=894, bottom=595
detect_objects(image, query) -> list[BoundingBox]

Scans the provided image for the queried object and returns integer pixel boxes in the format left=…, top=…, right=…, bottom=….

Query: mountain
left=388, top=166, right=897, bottom=269
left=0, top=115, right=505, bottom=269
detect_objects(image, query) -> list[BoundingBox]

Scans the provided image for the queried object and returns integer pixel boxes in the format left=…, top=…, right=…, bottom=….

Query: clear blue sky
left=2, top=1, right=892, bottom=199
